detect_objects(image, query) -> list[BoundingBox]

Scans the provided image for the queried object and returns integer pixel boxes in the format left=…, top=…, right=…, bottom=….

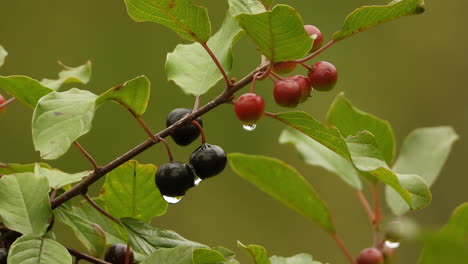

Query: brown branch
left=67, top=248, right=111, bottom=264
left=51, top=64, right=269, bottom=209
left=200, top=42, right=233, bottom=87
left=81, top=193, right=120, bottom=224
left=73, top=141, right=99, bottom=170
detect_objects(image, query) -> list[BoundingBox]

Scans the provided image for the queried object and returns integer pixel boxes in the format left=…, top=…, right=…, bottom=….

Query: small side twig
left=332, top=234, right=356, bottom=264
left=128, top=109, right=158, bottom=143
left=192, top=120, right=206, bottom=144
left=0, top=97, right=16, bottom=108
left=157, top=136, right=174, bottom=162
left=294, top=40, right=337, bottom=63
left=356, top=190, right=376, bottom=224
left=73, top=141, right=98, bottom=170
left=68, top=248, right=111, bottom=264
left=81, top=193, right=120, bottom=224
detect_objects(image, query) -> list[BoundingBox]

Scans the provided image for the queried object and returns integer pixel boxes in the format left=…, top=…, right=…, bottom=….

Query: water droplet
left=385, top=240, right=400, bottom=249
left=194, top=177, right=202, bottom=186
left=243, top=124, right=256, bottom=131
left=162, top=195, right=183, bottom=204
left=310, top=33, right=318, bottom=40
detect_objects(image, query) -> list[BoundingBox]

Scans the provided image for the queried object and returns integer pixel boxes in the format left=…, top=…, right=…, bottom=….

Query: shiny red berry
left=356, top=248, right=383, bottom=264
left=104, top=244, right=134, bottom=264
left=304, top=25, right=324, bottom=52
left=0, top=94, right=6, bottom=113
left=273, top=79, right=302, bottom=108
left=234, top=93, right=265, bottom=125
left=286, top=75, right=312, bottom=103
left=272, top=61, right=297, bottom=75
left=307, top=61, right=338, bottom=91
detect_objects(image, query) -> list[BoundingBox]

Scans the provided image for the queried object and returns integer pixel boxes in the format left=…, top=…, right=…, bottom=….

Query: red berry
left=307, top=61, right=338, bottom=91
left=287, top=75, right=312, bottom=103
left=234, top=93, right=265, bottom=125
left=304, top=25, right=324, bottom=52
left=273, top=79, right=302, bottom=108
left=356, top=248, right=383, bottom=264
left=272, top=61, right=297, bottom=75
left=0, top=94, right=6, bottom=114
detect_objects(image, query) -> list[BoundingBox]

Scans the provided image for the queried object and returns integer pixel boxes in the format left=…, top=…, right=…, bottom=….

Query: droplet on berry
left=286, top=75, right=312, bottom=103
left=304, top=25, right=324, bottom=52
left=190, top=144, right=227, bottom=180
left=356, top=247, right=383, bottom=264
left=104, top=244, right=134, bottom=264
left=272, top=61, right=297, bottom=75
left=243, top=124, right=257, bottom=131
left=273, top=79, right=302, bottom=108
left=166, top=108, right=203, bottom=146
left=162, top=195, right=183, bottom=204
left=234, top=93, right=265, bottom=126
left=307, top=61, right=338, bottom=91
left=155, top=162, right=195, bottom=198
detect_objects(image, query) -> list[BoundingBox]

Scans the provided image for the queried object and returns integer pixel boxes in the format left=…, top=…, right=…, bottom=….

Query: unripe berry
left=273, top=79, right=302, bottom=108
left=356, top=248, right=383, bottom=264
left=286, top=75, right=312, bottom=103
left=304, top=25, right=324, bottom=52
left=190, top=144, right=227, bottom=179
left=155, top=162, right=195, bottom=197
left=307, top=61, right=338, bottom=91
left=104, top=244, right=134, bottom=264
left=272, top=61, right=297, bottom=75
left=166, top=108, right=203, bottom=146
left=234, top=93, right=265, bottom=125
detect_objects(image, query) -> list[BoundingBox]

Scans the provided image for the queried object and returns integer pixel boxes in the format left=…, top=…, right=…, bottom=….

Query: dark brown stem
left=81, top=193, right=120, bottom=224
left=294, top=40, right=337, bottom=63
left=356, top=190, right=376, bottom=224
left=332, top=234, right=356, bottom=264
left=67, top=248, right=111, bottom=264
left=192, top=120, right=205, bottom=144
left=73, top=141, right=98, bottom=170
left=51, top=64, right=268, bottom=209
left=0, top=97, right=16, bottom=108
left=128, top=110, right=158, bottom=143
left=200, top=42, right=232, bottom=87
left=157, top=136, right=174, bottom=162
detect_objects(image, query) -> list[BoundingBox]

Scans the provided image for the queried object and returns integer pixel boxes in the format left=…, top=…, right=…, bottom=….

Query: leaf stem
left=193, top=95, right=201, bottom=111
left=299, top=62, right=313, bottom=71
left=73, top=141, right=98, bottom=170
left=128, top=110, right=158, bottom=143
left=157, top=136, right=174, bottom=162
left=67, top=248, right=110, bottom=264
left=81, top=193, right=120, bottom=224
left=200, top=42, right=232, bottom=87
left=269, top=71, right=283, bottom=80
left=332, top=234, right=356, bottom=264
left=191, top=120, right=206, bottom=144
left=372, top=183, right=383, bottom=246
left=294, top=40, right=337, bottom=63
left=0, top=97, right=16, bottom=108
left=356, top=190, right=376, bottom=224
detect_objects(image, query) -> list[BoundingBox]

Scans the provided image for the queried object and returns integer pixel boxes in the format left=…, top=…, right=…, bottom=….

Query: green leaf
left=32, top=88, right=98, bottom=160
left=41, top=61, right=92, bottom=90
left=193, top=248, right=228, bottom=264
left=34, top=164, right=89, bottom=190
left=96, top=75, right=150, bottom=116
left=8, top=235, right=73, bottom=264
left=279, top=128, right=362, bottom=190
left=386, top=127, right=458, bottom=215
left=0, top=76, right=53, bottom=108
left=327, top=93, right=396, bottom=164
left=0, top=162, right=51, bottom=175
left=228, top=153, right=335, bottom=234
left=74, top=198, right=126, bottom=246
left=227, top=0, right=266, bottom=16
left=140, top=246, right=193, bottom=264
left=419, top=203, right=468, bottom=264
left=0, top=173, right=52, bottom=235
left=347, top=131, right=431, bottom=211
left=275, top=111, right=351, bottom=160
left=123, top=0, right=211, bottom=42
left=100, top=160, right=167, bottom=222
left=334, top=0, right=425, bottom=40
left=238, top=242, right=270, bottom=264
left=55, top=205, right=106, bottom=256
left=0, top=45, right=7, bottom=68
left=122, top=218, right=207, bottom=257
left=270, top=254, right=322, bottom=264
left=235, top=5, right=312, bottom=62
left=166, top=13, right=242, bottom=96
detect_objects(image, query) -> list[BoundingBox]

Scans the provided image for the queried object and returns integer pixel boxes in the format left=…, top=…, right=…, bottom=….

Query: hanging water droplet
left=384, top=240, right=400, bottom=249
left=162, top=195, right=183, bottom=204
left=194, top=176, right=202, bottom=186
left=243, top=124, right=257, bottom=131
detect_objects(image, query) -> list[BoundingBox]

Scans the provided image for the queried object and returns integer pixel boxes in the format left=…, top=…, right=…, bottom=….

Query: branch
left=51, top=64, right=269, bottom=209
left=67, top=248, right=110, bottom=264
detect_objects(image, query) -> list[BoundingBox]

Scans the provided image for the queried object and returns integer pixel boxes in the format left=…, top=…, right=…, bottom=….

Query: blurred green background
left=1, top=0, right=466, bottom=263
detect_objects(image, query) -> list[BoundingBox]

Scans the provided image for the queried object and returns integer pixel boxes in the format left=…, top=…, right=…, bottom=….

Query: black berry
left=155, top=162, right=195, bottom=197
left=0, top=248, right=7, bottom=264
left=166, top=108, right=203, bottom=146
left=356, top=248, right=383, bottom=264
left=104, top=244, right=134, bottom=264
left=190, top=144, right=227, bottom=179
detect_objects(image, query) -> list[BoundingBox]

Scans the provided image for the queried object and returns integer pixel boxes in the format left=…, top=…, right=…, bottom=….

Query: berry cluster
left=233, top=25, right=338, bottom=126
left=155, top=108, right=227, bottom=202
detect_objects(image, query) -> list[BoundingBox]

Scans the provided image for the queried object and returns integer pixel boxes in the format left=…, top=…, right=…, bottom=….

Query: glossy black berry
left=104, top=244, right=134, bottom=264
left=190, top=144, right=227, bottom=179
left=166, top=108, right=203, bottom=146
left=0, top=248, right=7, bottom=264
left=155, top=162, right=195, bottom=197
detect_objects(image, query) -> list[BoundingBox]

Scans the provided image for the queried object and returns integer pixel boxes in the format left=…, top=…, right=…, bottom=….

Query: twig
left=200, top=42, right=232, bottom=87
left=157, top=136, right=174, bottom=162
left=192, top=120, right=205, bottom=144
left=332, top=234, right=356, bottom=264
left=128, top=109, right=158, bottom=143
left=73, top=141, right=98, bottom=170
left=269, top=71, right=283, bottom=80
left=81, top=193, right=120, bottom=224
left=299, top=62, right=313, bottom=71
left=294, top=40, right=336, bottom=63
left=67, top=248, right=110, bottom=264
left=356, top=191, right=376, bottom=224
left=0, top=97, right=16, bottom=108
left=372, top=183, right=383, bottom=246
